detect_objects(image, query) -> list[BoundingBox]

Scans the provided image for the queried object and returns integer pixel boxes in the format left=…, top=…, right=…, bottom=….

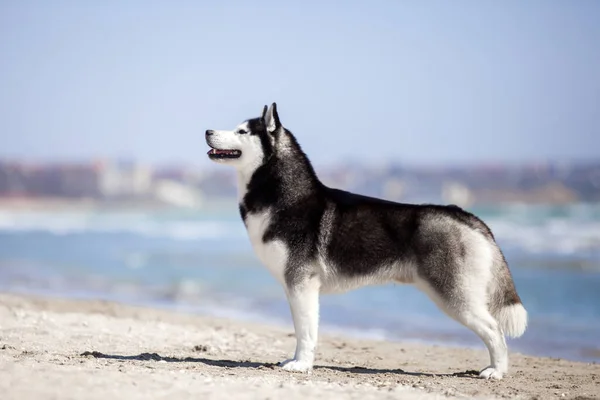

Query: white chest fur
left=244, top=210, right=289, bottom=285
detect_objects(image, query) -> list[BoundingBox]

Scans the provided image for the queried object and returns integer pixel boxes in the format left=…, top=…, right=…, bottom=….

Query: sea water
left=0, top=203, right=599, bottom=362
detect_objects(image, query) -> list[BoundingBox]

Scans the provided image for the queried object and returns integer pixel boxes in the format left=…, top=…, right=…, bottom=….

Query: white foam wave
left=1, top=204, right=600, bottom=256
left=487, top=217, right=600, bottom=257
left=0, top=211, right=245, bottom=241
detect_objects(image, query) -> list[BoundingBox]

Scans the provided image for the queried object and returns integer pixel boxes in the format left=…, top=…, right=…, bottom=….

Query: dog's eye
left=238, top=130, right=247, bottom=135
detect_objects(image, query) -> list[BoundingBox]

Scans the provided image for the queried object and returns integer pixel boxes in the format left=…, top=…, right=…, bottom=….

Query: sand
left=0, top=293, right=598, bottom=400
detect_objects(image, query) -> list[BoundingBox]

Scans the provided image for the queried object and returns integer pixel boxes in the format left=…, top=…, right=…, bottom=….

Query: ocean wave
left=1, top=256, right=598, bottom=363
left=1, top=204, right=600, bottom=257
left=486, top=216, right=600, bottom=258
left=0, top=211, right=245, bottom=241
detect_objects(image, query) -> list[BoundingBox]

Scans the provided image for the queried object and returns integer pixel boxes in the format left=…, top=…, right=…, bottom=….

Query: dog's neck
left=237, top=134, right=321, bottom=215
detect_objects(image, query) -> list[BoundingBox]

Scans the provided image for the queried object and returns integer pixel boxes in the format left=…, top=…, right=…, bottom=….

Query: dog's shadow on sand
left=80, top=351, right=479, bottom=379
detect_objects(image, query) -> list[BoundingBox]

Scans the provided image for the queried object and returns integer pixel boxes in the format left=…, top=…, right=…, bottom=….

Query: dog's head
left=205, top=103, right=286, bottom=170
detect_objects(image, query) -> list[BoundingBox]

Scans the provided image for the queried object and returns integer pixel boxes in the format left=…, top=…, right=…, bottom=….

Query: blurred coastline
left=1, top=158, right=599, bottom=211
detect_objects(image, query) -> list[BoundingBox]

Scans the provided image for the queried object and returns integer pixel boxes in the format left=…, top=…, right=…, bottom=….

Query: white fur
left=265, top=105, right=277, bottom=133
left=496, top=303, right=528, bottom=338
left=319, top=262, right=413, bottom=294
left=236, top=169, right=255, bottom=202
left=244, top=210, right=288, bottom=285
left=410, top=224, right=510, bottom=380
left=245, top=210, right=321, bottom=374
left=245, top=209, right=320, bottom=373
left=207, top=121, right=267, bottom=202
left=455, top=228, right=509, bottom=379
left=280, top=276, right=321, bottom=372
left=208, top=122, right=266, bottom=174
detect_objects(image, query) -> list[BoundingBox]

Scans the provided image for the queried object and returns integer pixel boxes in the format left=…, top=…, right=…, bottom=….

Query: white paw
left=479, top=366, right=504, bottom=380
left=279, top=359, right=313, bottom=373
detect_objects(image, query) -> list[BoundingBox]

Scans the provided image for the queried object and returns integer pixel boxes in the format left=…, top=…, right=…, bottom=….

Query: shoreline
left=0, top=197, right=597, bottom=213
left=2, top=281, right=599, bottom=365
left=1, top=292, right=598, bottom=399
left=0, top=197, right=228, bottom=212
left=5, top=286, right=598, bottom=365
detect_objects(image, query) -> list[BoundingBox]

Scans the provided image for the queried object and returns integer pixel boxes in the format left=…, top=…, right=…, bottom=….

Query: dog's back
left=207, top=103, right=527, bottom=379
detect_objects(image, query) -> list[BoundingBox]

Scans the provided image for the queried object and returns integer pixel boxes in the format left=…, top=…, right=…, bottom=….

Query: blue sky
left=1, top=0, right=599, bottom=167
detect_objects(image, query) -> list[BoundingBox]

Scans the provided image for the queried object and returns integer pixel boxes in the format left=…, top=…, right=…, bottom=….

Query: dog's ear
left=264, top=102, right=281, bottom=133
left=261, top=105, right=268, bottom=121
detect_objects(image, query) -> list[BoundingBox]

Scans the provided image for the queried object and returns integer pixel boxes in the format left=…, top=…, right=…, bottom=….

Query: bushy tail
left=494, top=302, right=528, bottom=338
left=490, top=255, right=528, bottom=338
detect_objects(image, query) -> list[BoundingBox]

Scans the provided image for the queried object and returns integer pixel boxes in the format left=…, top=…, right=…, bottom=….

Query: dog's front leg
left=280, top=276, right=320, bottom=373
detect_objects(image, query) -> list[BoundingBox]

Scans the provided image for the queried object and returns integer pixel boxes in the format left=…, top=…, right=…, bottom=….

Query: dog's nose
left=205, top=130, right=214, bottom=136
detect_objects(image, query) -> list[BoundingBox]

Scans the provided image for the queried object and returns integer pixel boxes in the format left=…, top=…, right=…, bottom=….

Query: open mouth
left=207, top=147, right=242, bottom=159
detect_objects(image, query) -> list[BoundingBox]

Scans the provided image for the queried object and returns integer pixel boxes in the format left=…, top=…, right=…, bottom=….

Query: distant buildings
left=0, top=159, right=204, bottom=208
left=319, top=160, right=600, bottom=205
left=0, top=161, right=102, bottom=199
left=97, top=159, right=152, bottom=199
left=0, top=158, right=599, bottom=207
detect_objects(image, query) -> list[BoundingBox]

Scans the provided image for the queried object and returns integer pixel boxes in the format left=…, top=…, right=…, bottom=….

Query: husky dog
left=205, top=103, right=527, bottom=380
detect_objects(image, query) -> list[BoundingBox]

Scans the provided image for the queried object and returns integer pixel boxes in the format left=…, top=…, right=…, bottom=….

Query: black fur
left=237, top=115, right=521, bottom=308
left=209, top=105, right=526, bottom=377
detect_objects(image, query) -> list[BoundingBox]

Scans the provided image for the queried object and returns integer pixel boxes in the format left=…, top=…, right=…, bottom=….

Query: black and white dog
left=205, top=103, right=527, bottom=380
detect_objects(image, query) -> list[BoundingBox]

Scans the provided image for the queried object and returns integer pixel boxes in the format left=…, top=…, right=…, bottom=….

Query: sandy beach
left=0, top=293, right=597, bottom=400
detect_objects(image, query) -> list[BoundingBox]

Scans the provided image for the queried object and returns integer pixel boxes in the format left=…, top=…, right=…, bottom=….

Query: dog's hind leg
left=279, top=274, right=321, bottom=373
left=450, top=306, right=508, bottom=379
left=416, top=277, right=509, bottom=379
left=415, top=228, right=510, bottom=379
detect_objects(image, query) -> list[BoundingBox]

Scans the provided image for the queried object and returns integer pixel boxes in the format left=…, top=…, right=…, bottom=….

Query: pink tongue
left=213, top=149, right=230, bottom=154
